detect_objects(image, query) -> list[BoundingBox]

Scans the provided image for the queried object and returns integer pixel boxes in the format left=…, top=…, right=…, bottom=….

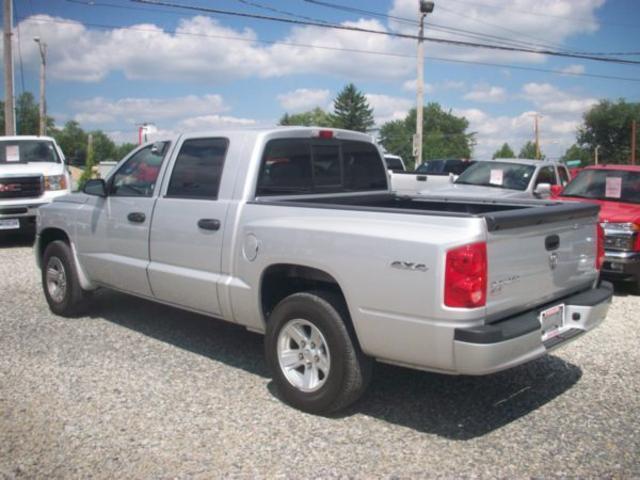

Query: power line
left=302, top=0, right=571, bottom=54
left=230, top=0, right=331, bottom=25
left=65, top=0, right=640, bottom=58
left=19, top=15, right=640, bottom=84
left=129, top=0, right=640, bottom=66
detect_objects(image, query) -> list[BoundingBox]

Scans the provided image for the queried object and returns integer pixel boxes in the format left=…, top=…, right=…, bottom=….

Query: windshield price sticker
left=490, top=169, right=503, bottom=185
left=5, top=145, right=20, bottom=162
left=605, top=177, right=622, bottom=198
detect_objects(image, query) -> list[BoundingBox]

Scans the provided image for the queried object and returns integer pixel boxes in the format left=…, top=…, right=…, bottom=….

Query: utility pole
left=34, top=37, right=47, bottom=136
left=3, top=0, right=16, bottom=135
left=414, top=1, right=434, bottom=168
left=632, top=119, right=637, bottom=165
left=595, top=145, right=600, bottom=165
left=529, top=113, right=542, bottom=160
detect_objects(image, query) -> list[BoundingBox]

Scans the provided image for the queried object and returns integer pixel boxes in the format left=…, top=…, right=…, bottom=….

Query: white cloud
left=558, top=64, right=586, bottom=75
left=402, top=79, right=435, bottom=94
left=389, top=0, right=604, bottom=63
left=365, top=94, right=413, bottom=125
left=277, top=89, right=330, bottom=112
left=14, top=15, right=414, bottom=82
left=454, top=83, right=597, bottom=159
left=68, top=94, right=257, bottom=145
left=521, top=82, right=597, bottom=114
left=402, top=80, right=463, bottom=93
left=12, top=0, right=605, bottom=84
left=72, top=94, right=229, bottom=125
left=177, top=115, right=256, bottom=130
left=463, top=84, right=507, bottom=103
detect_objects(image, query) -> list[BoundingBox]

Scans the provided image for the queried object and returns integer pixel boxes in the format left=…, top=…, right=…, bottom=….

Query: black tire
left=41, top=240, right=89, bottom=317
left=265, top=291, right=373, bottom=414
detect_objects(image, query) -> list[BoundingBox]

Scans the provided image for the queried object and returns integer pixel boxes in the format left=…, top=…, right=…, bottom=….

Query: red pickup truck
left=552, top=165, right=640, bottom=291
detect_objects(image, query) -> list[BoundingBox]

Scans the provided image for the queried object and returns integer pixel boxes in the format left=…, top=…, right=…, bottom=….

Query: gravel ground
left=1, top=234, right=639, bottom=479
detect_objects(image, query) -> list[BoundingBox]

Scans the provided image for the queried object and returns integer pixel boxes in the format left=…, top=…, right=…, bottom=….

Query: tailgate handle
left=545, top=234, right=560, bottom=251
left=416, top=176, right=427, bottom=182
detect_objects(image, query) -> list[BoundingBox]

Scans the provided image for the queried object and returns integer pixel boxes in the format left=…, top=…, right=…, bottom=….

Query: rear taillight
left=596, top=223, right=605, bottom=270
left=634, top=225, right=640, bottom=251
left=444, top=242, right=487, bottom=308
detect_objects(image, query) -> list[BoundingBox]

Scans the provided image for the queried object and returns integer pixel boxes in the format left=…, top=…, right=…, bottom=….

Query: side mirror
left=534, top=182, right=551, bottom=196
left=550, top=184, right=563, bottom=198
left=83, top=178, right=107, bottom=197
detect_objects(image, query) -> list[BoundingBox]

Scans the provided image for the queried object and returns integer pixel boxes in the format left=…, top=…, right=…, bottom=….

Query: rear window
left=0, top=140, right=60, bottom=164
left=256, top=139, right=387, bottom=196
left=384, top=156, right=404, bottom=172
left=415, top=159, right=472, bottom=175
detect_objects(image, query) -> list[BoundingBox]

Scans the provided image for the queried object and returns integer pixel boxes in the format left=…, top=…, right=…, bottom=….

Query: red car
left=552, top=165, right=640, bottom=291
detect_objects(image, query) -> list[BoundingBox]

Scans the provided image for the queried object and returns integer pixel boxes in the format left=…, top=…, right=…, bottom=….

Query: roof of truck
left=180, top=126, right=374, bottom=140
left=0, top=135, right=57, bottom=142
left=482, top=158, right=561, bottom=166
left=583, top=164, right=640, bottom=172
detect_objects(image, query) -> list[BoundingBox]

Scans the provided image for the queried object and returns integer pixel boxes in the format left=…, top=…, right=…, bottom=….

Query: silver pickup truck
left=35, top=127, right=613, bottom=414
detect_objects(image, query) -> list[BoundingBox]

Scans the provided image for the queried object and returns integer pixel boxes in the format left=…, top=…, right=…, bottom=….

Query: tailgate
left=484, top=203, right=600, bottom=319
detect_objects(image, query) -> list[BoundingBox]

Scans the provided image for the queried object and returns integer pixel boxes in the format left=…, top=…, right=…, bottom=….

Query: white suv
left=0, top=136, right=71, bottom=234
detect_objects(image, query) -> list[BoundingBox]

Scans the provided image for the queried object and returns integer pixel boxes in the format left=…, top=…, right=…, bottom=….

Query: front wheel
left=265, top=291, right=372, bottom=414
left=42, top=240, right=90, bottom=317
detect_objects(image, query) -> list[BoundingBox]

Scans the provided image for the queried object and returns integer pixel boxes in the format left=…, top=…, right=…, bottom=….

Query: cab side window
left=535, top=166, right=557, bottom=186
left=166, top=138, right=229, bottom=199
left=111, top=143, right=168, bottom=197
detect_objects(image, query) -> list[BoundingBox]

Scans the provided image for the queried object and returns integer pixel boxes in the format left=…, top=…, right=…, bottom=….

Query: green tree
left=52, top=121, right=88, bottom=165
left=278, top=107, right=333, bottom=127
left=518, top=141, right=545, bottom=159
left=577, top=99, right=640, bottom=164
left=115, top=142, right=138, bottom=159
left=379, top=103, right=475, bottom=170
left=0, top=92, right=54, bottom=135
left=331, top=83, right=374, bottom=132
left=90, top=130, right=117, bottom=163
left=561, top=144, right=591, bottom=165
left=492, top=143, right=515, bottom=159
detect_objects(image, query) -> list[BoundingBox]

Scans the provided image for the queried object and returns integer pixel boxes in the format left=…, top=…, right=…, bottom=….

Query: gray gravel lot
left=1, top=233, right=639, bottom=479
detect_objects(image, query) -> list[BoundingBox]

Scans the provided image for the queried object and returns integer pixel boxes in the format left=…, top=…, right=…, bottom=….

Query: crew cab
left=35, top=127, right=612, bottom=413
left=553, top=164, right=640, bottom=292
left=0, top=136, right=70, bottom=234
left=419, top=158, right=571, bottom=199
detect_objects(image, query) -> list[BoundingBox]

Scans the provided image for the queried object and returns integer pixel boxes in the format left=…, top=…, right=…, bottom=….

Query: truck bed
left=254, top=192, right=600, bottom=231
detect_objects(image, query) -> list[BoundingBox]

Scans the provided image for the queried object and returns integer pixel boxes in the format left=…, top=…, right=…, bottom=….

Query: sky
left=2, top=0, right=640, bottom=159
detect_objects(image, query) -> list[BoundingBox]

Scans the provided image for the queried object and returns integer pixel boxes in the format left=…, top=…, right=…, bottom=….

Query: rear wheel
left=42, top=240, right=89, bottom=317
left=265, top=291, right=372, bottom=414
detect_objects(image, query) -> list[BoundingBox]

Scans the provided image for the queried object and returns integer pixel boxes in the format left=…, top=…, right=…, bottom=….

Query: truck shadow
left=610, top=281, right=637, bottom=297
left=339, top=356, right=581, bottom=439
left=91, top=289, right=582, bottom=440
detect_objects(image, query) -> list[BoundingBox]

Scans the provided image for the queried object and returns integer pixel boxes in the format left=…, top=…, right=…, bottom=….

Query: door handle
left=127, top=212, right=146, bottom=223
left=197, top=218, right=221, bottom=231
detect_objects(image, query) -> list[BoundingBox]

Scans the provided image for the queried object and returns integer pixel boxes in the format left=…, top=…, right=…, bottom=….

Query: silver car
left=420, top=158, right=571, bottom=199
